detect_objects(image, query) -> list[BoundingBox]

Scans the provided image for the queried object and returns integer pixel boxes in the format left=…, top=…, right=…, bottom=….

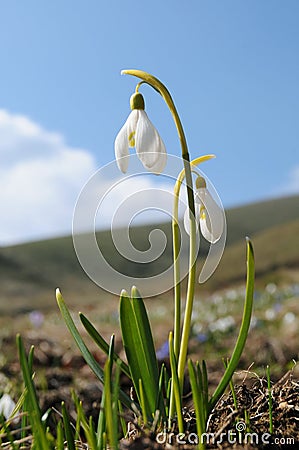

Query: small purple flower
left=156, top=340, right=169, bottom=360
left=29, top=310, right=44, bottom=328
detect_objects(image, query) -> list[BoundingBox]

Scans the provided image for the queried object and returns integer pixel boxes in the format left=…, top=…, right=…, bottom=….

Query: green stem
left=172, top=155, right=215, bottom=357
left=177, top=215, right=197, bottom=391
left=172, top=213, right=181, bottom=359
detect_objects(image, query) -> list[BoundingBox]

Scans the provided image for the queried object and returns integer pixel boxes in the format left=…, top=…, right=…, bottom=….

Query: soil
left=1, top=332, right=298, bottom=449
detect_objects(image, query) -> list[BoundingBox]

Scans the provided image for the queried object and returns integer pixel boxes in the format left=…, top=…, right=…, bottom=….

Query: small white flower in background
left=0, top=393, right=16, bottom=420
left=115, top=92, right=167, bottom=174
left=184, top=175, right=224, bottom=243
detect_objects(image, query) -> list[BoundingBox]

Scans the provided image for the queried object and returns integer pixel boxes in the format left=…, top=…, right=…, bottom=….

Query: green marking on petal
left=128, top=131, right=135, bottom=147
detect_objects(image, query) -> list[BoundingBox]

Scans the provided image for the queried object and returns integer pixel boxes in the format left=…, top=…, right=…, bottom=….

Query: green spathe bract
left=130, top=91, right=145, bottom=110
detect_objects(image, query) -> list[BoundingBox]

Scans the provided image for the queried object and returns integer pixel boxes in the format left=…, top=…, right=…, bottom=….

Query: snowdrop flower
left=184, top=176, right=224, bottom=243
left=115, top=92, right=167, bottom=173
left=0, top=394, right=16, bottom=420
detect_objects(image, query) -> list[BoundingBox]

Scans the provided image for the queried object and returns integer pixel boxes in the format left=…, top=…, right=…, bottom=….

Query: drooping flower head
left=115, top=91, right=167, bottom=174
left=184, top=175, right=224, bottom=243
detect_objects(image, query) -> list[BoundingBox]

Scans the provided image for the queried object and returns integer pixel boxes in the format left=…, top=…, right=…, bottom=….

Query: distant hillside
left=0, top=195, right=298, bottom=314
left=225, top=195, right=299, bottom=245
left=204, top=218, right=299, bottom=291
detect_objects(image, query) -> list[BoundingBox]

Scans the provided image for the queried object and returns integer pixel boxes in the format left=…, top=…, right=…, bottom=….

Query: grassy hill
left=0, top=195, right=298, bottom=314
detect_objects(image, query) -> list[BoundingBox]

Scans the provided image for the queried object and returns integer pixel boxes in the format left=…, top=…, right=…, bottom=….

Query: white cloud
left=277, top=164, right=299, bottom=197
left=95, top=175, right=176, bottom=229
left=0, top=109, right=96, bottom=245
left=286, top=165, right=299, bottom=192
left=0, top=110, right=181, bottom=246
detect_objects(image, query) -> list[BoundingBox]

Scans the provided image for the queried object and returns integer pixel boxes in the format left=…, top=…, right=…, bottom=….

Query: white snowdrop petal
left=115, top=112, right=137, bottom=173
left=114, top=123, right=130, bottom=173
left=115, top=108, right=167, bottom=175
left=147, top=141, right=167, bottom=173
left=135, top=110, right=163, bottom=169
left=126, top=109, right=139, bottom=143
left=0, top=394, right=16, bottom=420
left=199, top=190, right=224, bottom=243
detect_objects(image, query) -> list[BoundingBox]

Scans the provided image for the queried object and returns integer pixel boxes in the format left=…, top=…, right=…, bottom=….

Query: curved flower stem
left=121, top=69, right=194, bottom=352
left=122, top=69, right=210, bottom=411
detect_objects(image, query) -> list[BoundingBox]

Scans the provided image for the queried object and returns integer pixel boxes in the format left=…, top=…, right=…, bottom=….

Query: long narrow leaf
left=79, top=313, right=131, bottom=378
left=97, top=387, right=106, bottom=449
left=131, top=287, right=159, bottom=385
left=157, top=364, right=166, bottom=419
left=209, top=238, right=255, bottom=411
left=62, top=402, right=75, bottom=450
left=75, top=398, right=98, bottom=450
left=112, top=363, right=122, bottom=441
left=17, top=335, right=50, bottom=450
left=198, top=360, right=208, bottom=423
left=188, top=360, right=205, bottom=449
left=56, top=421, right=64, bottom=450
left=104, top=360, right=118, bottom=450
left=56, top=290, right=104, bottom=382
left=120, top=288, right=159, bottom=417
left=56, top=289, right=132, bottom=409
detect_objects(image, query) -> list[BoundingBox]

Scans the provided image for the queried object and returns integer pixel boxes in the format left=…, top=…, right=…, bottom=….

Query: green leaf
left=97, top=387, right=106, bottom=449
left=188, top=360, right=206, bottom=448
left=80, top=313, right=131, bottom=379
left=209, top=238, right=255, bottom=411
left=17, top=335, right=50, bottom=450
left=62, top=401, right=76, bottom=450
left=56, top=421, right=64, bottom=450
left=56, top=289, right=132, bottom=409
left=120, top=287, right=159, bottom=418
left=104, top=358, right=118, bottom=450
left=157, top=364, right=167, bottom=418
left=74, top=395, right=98, bottom=450
left=56, top=290, right=104, bottom=381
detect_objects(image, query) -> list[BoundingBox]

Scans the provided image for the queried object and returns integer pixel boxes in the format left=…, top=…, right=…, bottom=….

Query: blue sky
left=0, top=0, right=298, bottom=245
